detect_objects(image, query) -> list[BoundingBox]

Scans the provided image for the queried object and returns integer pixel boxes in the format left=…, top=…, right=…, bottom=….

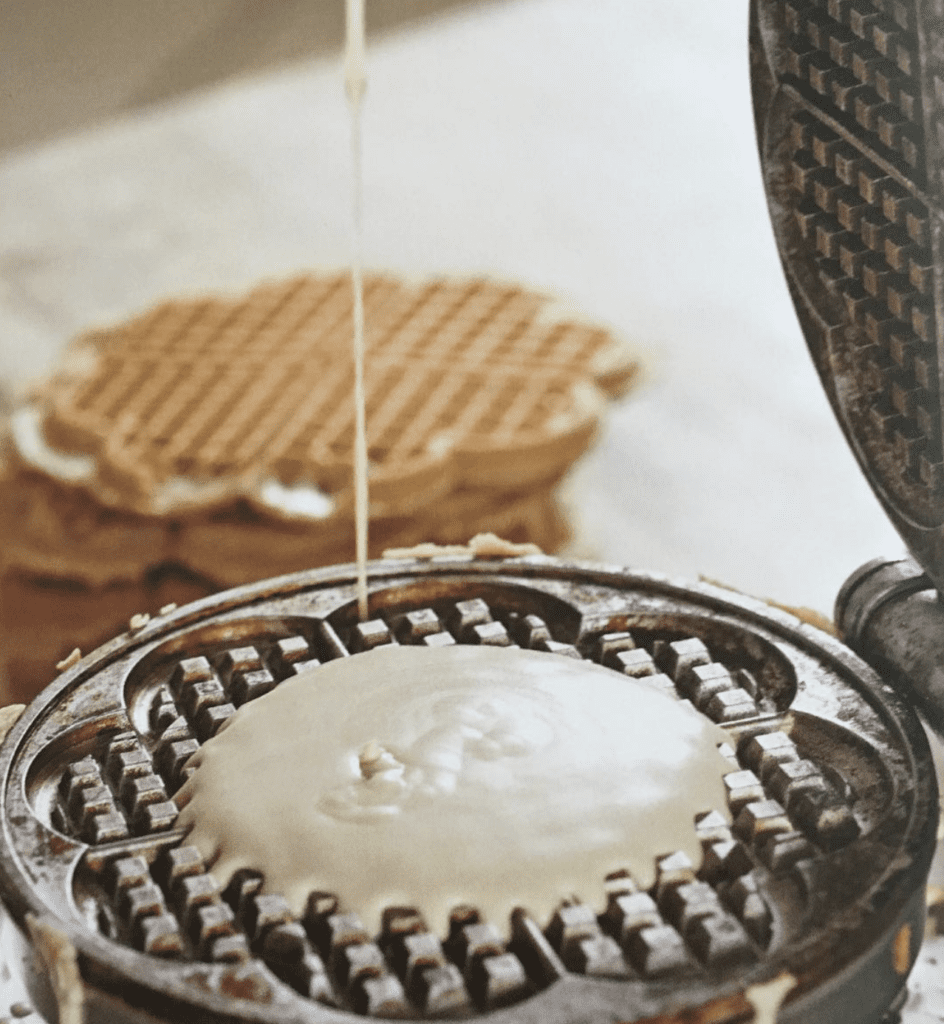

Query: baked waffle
left=21, top=273, right=638, bottom=519
left=0, top=485, right=568, bottom=703
left=0, top=272, right=638, bottom=700
left=0, top=480, right=567, bottom=705
left=174, top=484, right=570, bottom=587
left=0, top=466, right=568, bottom=588
left=0, top=564, right=218, bottom=704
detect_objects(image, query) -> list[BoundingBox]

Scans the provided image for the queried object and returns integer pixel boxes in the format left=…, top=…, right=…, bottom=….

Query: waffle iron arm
left=748, top=0, right=944, bottom=746
left=837, top=557, right=944, bottom=740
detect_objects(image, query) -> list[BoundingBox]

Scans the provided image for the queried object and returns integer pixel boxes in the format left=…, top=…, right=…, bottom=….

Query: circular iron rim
left=0, top=555, right=937, bottom=1024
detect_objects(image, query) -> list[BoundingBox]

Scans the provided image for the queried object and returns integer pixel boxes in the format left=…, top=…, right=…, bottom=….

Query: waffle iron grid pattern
left=780, top=0, right=925, bottom=181
left=759, top=0, right=944, bottom=528
left=40, top=275, right=624, bottom=496
left=41, top=596, right=867, bottom=1020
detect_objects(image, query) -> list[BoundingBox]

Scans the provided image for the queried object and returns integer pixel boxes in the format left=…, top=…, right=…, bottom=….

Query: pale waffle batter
left=175, top=645, right=734, bottom=933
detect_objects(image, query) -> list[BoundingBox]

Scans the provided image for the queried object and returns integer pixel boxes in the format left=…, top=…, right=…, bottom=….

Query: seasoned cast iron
left=0, top=557, right=936, bottom=1024
left=750, top=0, right=944, bottom=592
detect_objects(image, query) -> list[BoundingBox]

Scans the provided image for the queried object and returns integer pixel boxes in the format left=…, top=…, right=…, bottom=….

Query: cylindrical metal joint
left=836, top=557, right=944, bottom=740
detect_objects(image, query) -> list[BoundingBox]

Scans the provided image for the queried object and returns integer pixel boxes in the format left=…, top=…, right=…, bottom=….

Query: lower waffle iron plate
left=0, top=557, right=940, bottom=1023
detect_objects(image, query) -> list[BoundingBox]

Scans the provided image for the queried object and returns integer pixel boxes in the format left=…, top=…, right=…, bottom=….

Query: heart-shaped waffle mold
left=0, top=557, right=936, bottom=1024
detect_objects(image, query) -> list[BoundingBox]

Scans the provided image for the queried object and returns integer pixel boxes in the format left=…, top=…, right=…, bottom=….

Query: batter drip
left=175, top=645, right=733, bottom=932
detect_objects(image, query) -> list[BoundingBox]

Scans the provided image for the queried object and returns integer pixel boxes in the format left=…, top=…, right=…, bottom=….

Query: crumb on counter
left=0, top=704, right=26, bottom=745
left=892, top=923, right=912, bottom=975
left=56, top=648, right=82, bottom=672
left=384, top=532, right=542, bottom=560
left=765, top=601, right=837, bottom=637
left=468, top=532, right=542, bottom=557
left=26, top=914, right=83, bottom=1024
left=927, top=885, right=944, bottom=937
left=382, top=541, right=470, bottom=559
left=698, top=575, right=837, bottom=637
left=744, top=972, right=796, bottom=1024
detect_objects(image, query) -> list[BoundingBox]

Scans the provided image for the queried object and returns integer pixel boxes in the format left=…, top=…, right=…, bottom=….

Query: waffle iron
left=0, top=1, right=943, bottom=1022
left=749, top=0, right=944, bottom=740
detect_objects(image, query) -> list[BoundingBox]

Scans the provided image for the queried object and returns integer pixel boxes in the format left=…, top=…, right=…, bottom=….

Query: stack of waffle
left=0, top=272, right=639, bottom=700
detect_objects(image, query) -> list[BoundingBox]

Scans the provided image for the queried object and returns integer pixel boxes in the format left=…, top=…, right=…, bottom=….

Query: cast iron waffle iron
left=1, top=3, right=943, bottom=1022
left=0, top=557, right=937, bottom=1024
left=749, top=1, right=944, bottom=733
left=750, top=0, right=944, bottom=571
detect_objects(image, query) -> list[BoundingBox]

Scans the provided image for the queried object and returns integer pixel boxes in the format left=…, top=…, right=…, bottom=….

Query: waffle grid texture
left=33, top=273, right=637, bottom=515
left=0, top=272, right=639, bottom=700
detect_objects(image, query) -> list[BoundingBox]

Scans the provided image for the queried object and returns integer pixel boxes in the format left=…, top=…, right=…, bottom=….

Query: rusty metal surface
left=0, top=557, right=937, bottom=1023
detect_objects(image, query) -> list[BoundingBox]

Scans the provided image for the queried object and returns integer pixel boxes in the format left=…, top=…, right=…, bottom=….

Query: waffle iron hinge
left=836, top=556, right=944, bottom=740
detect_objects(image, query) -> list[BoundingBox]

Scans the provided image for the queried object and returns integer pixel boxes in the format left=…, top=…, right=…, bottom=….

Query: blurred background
left=0, top=0, right=491, bottom=151
left=0, top=0, right=905, bottom=615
